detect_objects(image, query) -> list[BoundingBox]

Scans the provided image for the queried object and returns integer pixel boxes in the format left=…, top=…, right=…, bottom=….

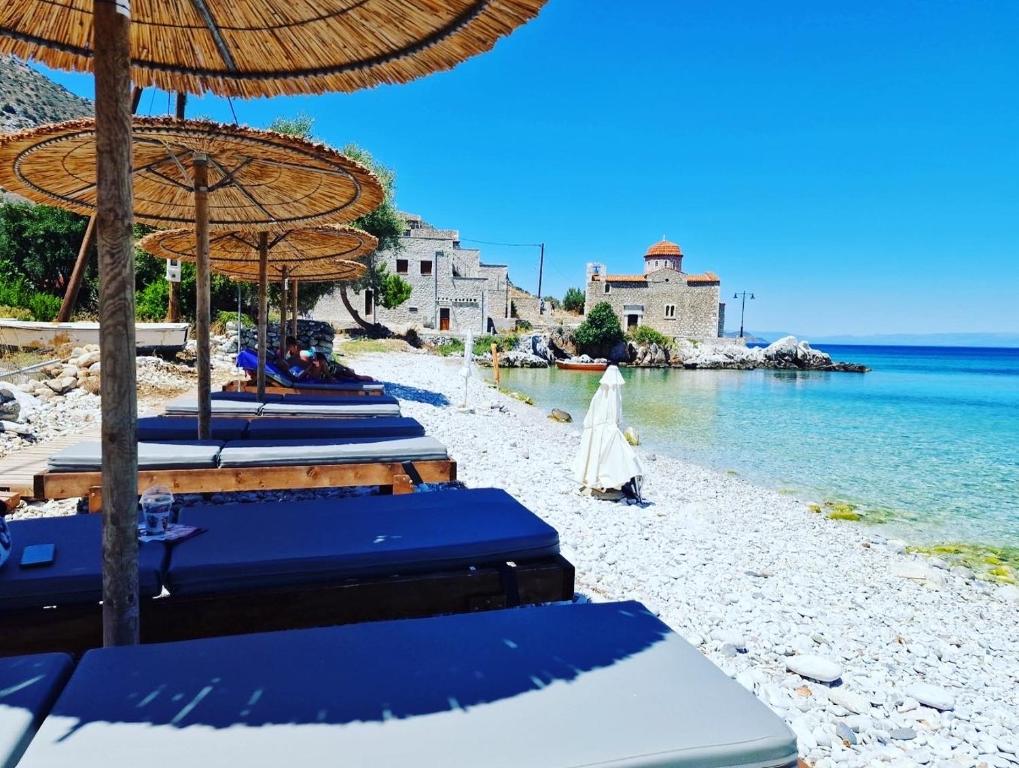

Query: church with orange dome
left=585, top=238, right=724, bottom=340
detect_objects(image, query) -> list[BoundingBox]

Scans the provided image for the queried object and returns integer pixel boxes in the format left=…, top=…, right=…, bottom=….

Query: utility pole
left=733, top=291, right=755, bottom=339
left=536, top=242, right=545, bottom=313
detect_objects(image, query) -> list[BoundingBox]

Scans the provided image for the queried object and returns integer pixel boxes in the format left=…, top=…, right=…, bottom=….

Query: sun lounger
left=35, top=435, right=456, bottom=508
left=0, top=652, right=73, bottom=768
left=0, top=515, right=165, bottom=656
left=229, top=346, right=383, bottom=395
left=165, top=392, right=402, bottom=418
left=147, top=487, right=573, bottom=641
left=0, top=490, right=571, bottom=654
left=136, top=416, right=424, bottom=442
left=15, top=602, right=798, bottom=768
left=230, top=348, right=384, bottom=397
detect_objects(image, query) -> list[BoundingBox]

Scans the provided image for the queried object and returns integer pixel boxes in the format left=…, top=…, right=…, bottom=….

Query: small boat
left=0, top=319, right=190, bottom=351
left=556, top=359, right=609, bottom=372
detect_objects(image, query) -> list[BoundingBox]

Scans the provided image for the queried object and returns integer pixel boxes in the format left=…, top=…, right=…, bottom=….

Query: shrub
left=629, top=325, right=670, bottom=347
left=562, top=287, right=585, bottom=313
left=135, top=280, right=169, bottom=321
left=214, top=310, right=254, bottom=331
left=473, top=333, right=518, bottom=356
left=0, top=305, right=32, bottom=320
left=574, top=301, right=623, bottom=357
left=515, top=318, right=533, bottom=331
left=26, top=292, right=61, bottom=321
left=433, top=338, right=465, bottom=357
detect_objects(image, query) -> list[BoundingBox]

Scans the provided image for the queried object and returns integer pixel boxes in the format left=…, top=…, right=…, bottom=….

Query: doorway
left=439, top=307, right=450, bottom=331
left=363, top=290, right=373, bottom=316
left=626, top=314, right=639, bottom=329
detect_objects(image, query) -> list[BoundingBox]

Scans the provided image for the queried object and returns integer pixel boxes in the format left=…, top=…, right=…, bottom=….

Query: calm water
left=497, top=345, right=1019, bottom=547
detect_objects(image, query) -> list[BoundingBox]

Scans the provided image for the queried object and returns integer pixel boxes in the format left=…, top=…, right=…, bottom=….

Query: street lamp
left=733, top=291, right=755, bottom=339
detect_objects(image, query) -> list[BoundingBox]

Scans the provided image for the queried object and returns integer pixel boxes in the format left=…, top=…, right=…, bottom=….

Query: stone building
left=585, top=239, right=725, bottom=340
left=314, top=214, right=510, bottom=334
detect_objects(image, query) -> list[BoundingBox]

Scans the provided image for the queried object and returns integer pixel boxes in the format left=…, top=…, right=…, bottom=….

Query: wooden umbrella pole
left=279, top=267, right=288, bottom=361
left=94, top=0, right=139, bottom=647
left=193, top=153, right=211, bottom=440
left=290, top=279, right=299, bottom=337
left=57, top=85, right=143, bottom=324
left=256, top=232, right=269, bottom=399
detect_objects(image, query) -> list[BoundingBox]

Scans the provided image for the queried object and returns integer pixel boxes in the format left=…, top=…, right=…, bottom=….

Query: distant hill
left=1, top=56, right=93, bottom=203
left=0, top=56, right=92, bottom=133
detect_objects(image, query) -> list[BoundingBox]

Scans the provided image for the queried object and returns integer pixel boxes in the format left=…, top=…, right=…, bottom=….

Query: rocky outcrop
left=674, top=336, right=868, bottom=372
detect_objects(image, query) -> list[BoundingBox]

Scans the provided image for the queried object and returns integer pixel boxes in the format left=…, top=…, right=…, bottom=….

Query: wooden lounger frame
left=33, top=460, right=457, bottom=510
left=0, top=553, right=575, bottom=657
left=223, top=381, right=383, bottom=397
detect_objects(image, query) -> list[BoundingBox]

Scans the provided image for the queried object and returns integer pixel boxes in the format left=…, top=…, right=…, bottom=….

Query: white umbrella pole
left=94, top=0, right=139, bottom=646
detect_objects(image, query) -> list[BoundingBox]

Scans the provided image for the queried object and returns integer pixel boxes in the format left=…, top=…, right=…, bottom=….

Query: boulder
left=608, top=340, right=631, bottom=364
left=548, top=408, right=573, bottom=423
left=905, top=683, right=955, bottom=711
left=46, top=376, right=78, bottom=395
left=548, top=326, right=577, bottom=359
left=0, top=383, right=38, bottom=422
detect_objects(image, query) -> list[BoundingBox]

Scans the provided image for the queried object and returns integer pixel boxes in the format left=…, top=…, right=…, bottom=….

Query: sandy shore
left=353, top=350, right=1019, bottom=768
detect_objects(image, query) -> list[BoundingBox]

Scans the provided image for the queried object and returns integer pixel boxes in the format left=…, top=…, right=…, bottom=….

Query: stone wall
left=229, top=319, right=335, bottom=358
left=584, top=269, right=722, bottom=341
left=314, top=220, right=509, bottom=334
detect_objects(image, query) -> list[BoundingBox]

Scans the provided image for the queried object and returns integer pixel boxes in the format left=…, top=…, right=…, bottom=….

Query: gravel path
left=354, top=351, right=1019, bottom=768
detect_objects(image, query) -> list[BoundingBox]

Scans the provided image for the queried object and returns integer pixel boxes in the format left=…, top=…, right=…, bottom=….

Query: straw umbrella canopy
left=1, top=0, right=546, bottom=650
left=0, top=1, right=547, bottom=97
left=138, top=225, right=376, bottom=398
left=0, top=116, right=383, bottom=437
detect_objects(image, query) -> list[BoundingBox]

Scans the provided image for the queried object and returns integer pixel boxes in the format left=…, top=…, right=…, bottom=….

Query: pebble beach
left=352, top=350, right=1019, bottom=768
left=3, top=347, right=1017, bottom=767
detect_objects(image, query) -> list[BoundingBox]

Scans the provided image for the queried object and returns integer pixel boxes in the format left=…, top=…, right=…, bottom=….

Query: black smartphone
left=20, top=543, right=56, bottom=568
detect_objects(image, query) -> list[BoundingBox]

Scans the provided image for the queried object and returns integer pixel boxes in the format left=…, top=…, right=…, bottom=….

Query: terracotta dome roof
left=645, top=239, right=682, bottom=258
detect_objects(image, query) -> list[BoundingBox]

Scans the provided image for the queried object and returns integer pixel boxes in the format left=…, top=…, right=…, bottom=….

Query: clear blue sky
left=34, top=1, right=1019, bottom=337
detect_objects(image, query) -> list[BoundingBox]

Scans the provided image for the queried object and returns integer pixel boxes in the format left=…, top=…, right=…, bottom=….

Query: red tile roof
left=686, top=271, right=720, bottom=284
left=645, top=239, right=682, bottom=257
left=591, top=274, right=647, bottom=283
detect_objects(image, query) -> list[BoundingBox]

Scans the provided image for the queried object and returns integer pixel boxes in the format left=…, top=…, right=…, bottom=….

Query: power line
left=460, top=238, right=542, bottom=246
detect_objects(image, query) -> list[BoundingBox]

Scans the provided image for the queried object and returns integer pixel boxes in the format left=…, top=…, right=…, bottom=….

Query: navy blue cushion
left=167, top=488, right=558, bottom=595
left=243, top=417, right=423, bottom=441
left=0, top=652, right=73, bottom=768
left=0, top=516, right=164, bottom=611
left=18, top=603, right=798, bottom=768
left=212, top=391, right=398, bottom=406
left=136, top=416, right=249, bottom=442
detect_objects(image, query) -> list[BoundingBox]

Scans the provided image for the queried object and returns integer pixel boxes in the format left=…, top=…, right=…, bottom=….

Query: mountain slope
left=0, top=55, right=92, bottom=133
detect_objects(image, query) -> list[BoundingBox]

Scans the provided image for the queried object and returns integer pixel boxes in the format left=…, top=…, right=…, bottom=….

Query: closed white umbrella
left=573, top=366, right=643, bottom=496
left=459, top=330, right=476, bottom=410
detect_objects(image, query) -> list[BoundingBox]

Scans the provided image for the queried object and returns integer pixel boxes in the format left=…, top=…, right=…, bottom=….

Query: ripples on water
left=496, top=345, right=1019, bottom=547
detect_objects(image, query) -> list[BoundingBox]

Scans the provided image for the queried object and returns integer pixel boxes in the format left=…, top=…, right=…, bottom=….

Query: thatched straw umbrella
left=138, top=226, right=377, bottom=399
left=0, top=0, right=548, bottom=647
left=0, top=116, right=383, bottom=436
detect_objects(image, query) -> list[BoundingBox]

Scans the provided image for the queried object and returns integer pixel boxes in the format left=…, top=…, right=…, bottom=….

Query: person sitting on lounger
left=284, top=336, right=309, bottom=377
left=302, top=351, right=372, bottom=382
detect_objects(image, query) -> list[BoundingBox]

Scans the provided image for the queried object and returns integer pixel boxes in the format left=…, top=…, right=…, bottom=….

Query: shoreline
left=352, top=350, right=1018, bottom=768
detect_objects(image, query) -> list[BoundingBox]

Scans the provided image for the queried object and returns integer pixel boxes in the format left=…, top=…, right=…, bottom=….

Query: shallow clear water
left=496, top=345, right=1019, bottom=547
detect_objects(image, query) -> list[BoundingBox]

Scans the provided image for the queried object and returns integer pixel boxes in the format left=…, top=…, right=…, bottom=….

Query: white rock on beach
left=786, top=655, right=843, bottom=684
left=906, top=683, right=955, bottom=711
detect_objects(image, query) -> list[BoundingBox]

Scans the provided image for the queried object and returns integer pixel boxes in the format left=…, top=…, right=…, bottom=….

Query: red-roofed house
left=585, top=239, right=724, bottom=339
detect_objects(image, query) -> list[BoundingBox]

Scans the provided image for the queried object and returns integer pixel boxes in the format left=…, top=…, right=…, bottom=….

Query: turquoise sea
left=496, top=345, right=1019, bottom=548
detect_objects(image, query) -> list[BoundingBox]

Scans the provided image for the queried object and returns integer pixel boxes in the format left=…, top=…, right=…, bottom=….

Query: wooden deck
left=0, top=426, right=99, bottom=498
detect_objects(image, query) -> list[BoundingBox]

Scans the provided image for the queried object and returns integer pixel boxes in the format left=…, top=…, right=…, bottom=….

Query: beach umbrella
left=459, top=329, right=477, bottom=410
left=573, top=366, right=644, bottom=498
left=0, top=116, right=383, bottom=432
left=138, top=225, right=375, bottom=399
left=1, top=0, right=547, bottom=648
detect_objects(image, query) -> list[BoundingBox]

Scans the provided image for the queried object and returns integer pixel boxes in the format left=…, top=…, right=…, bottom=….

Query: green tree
left=266, top=115, right=406, bottom=332
left=0, top=201, right=92, bottom=298
left=574, top=301, right=624, bottom=357
left=562, top=287, right=585, bottom=313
